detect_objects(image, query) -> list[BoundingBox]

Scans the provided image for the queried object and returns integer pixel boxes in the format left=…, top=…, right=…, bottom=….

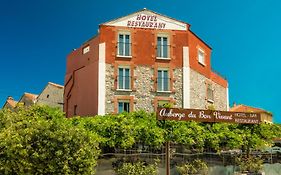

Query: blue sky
left=0, top=0, right=280, bottom=123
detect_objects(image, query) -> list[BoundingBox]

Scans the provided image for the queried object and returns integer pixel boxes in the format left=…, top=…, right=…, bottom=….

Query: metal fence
left=95, top=144, right=281, bottom=175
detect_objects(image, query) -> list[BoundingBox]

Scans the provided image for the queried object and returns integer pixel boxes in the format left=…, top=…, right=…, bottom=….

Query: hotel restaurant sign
left=105, top=13, right=188, bottom=31
left=157, top=108, right=261, bottom=124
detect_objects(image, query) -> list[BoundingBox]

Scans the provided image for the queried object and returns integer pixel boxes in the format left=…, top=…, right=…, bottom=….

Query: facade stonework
left=105, top=64, right=184, bottom=114
left=173, top=68, right=183, bottom=108
left=134, top=66, right=154, bottom=111
left=105, top=64, right=115, bottom=114
left=190, top=69, right=227, bottom=111
left=212, top=80, right=228, bottom=111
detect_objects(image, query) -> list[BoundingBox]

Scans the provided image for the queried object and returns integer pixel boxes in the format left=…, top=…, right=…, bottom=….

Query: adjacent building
left=2, top=96, right=18, bottom=110
left=37, top=82, right=64, bottom=110
left=2, top=82, right=64, bottom=110
left=64, top=8, right=229, bottom=117
left=18, top=92, right=38, bottom=107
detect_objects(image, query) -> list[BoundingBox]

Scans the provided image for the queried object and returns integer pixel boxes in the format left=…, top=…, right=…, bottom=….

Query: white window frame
left=117, top=66, right=131, bottom=91
left=118, top=100, right=130, bottom=113
left=156, top=34, right=170, bottom=60
left=82, top=45, right=90, bottom=54
left=157, top=68, right=170, bottom=92
left=198, top=48, right=205, bottom=66
left=117, top=31, right=132, bottom=58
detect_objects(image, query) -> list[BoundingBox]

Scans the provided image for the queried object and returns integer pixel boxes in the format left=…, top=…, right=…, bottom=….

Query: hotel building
left=64, top=9, right=229, bottom=117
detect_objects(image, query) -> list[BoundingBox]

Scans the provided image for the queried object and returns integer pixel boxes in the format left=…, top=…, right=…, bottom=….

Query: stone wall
left=105, top=64, right=227, bottom=113
left=172, top=68, right=183, bottom=108
left=134, top=66, right=154, bottom=111
left=190, top=69, right=227, bottom=111
left=105, top=64, right=183, bottom=113
left=105, top=64, right=115, bottom=114
left=37, top=84, right=64, bottom=110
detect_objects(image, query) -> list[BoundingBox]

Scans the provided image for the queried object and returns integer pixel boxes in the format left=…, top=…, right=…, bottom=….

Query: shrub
left=235, top=155, right=263, bottom=173
left=0, top=106, right=100, bottom=175
left=115, top=161, right=158, bottom=175
left=176, top=159, right=208, bottom=175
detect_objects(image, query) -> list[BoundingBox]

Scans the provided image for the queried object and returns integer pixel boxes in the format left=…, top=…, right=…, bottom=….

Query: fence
left=95, top=144, right=281, bottom=175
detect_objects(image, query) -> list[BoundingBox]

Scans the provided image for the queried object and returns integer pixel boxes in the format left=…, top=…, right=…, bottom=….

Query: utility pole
left=165, top=141, right=170, bottom=175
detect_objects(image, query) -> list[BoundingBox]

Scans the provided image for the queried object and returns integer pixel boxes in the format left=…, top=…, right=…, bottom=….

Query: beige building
left=37, top=82, right=64, bottom=110
left=18, top=93, right=38, bottom=107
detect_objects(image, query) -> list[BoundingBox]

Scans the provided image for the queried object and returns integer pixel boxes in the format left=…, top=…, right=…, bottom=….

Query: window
left=157, top=69, right=169, bottom=91
left=118, top=33, right=131, bottom=56
left=118, top=100, right=130, bottom=113
left=118, top=67, right=130, bottom=90
left=157, top=36, right=169, bottom=58
left=198, top=49, right=205, bottom=65
left=74, top=105, right=77, bottom=115
left=207, top=84, right=214, bottom=103
left=82, top=46, right=90, bottom=54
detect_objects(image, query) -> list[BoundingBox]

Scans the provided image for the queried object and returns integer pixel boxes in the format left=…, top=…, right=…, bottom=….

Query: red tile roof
left=230, top=104, right=271, bottom=115
left=6, top=99, right=18, bottom=108
left=23, top=93, right=38, bottom=101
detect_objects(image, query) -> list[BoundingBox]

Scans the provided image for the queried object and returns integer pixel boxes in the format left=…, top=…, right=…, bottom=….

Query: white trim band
left=183, top=46, right=190, bottom=108
left=98, top=43, right=106, bottom=115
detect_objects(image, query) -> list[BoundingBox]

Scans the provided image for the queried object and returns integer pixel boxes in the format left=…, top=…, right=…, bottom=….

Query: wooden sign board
left=157, top=108, right=261, bottom=124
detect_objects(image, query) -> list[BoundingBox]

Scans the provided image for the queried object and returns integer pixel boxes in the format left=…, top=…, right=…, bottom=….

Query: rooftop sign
left=157, top=108, right=261, bottom=124
left=104, top=10, right=188, bottom=31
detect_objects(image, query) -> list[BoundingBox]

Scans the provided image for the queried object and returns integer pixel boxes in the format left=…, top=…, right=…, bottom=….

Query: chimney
left=7, top=96, right=14, bottom=100
left=233, top=102, right=236, bottom=107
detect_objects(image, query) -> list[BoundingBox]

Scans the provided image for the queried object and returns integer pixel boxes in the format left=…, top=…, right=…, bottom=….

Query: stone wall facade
left=105, top=64, right=183, bottom=113
left=36, top=84, right=64, bottom=110
left=105, top=64, right=227, bottom=113
left=190, top=69, right=227, bottom=111
left=105, top=64, right=115, bottom=114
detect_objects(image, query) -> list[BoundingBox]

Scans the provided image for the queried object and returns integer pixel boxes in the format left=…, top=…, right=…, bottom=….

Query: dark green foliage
left=0, top=106, right=100, bottom=175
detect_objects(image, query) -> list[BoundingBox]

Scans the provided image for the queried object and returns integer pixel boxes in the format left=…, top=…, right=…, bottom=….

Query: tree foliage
left=0, top=106, right=100, bottom=175
left=72, top=110, right=281, bottom=153
left=1, top=106, right=281, bottom=174
left=73, top=111, right=166, bottom=149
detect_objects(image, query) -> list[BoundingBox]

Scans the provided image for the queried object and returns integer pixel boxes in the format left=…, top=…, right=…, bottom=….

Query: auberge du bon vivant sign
left=157, top=108, right=261, bottom=124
